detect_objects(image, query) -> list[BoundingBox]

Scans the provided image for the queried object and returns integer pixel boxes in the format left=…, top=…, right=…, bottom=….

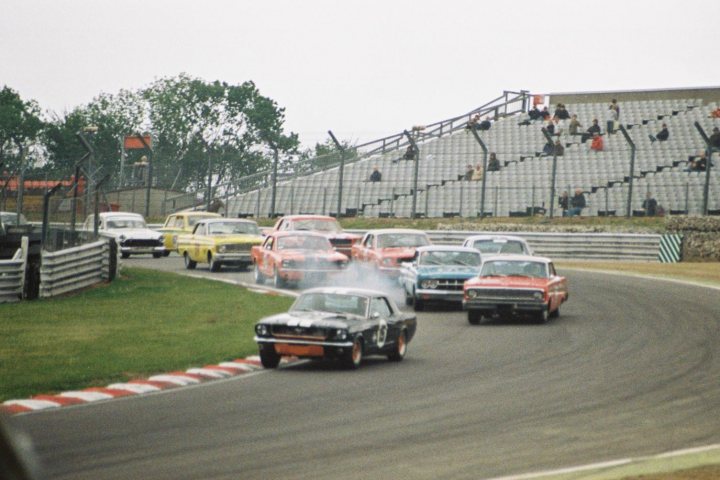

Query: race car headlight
left=466, top=289, right=478, bottom=299
left=533, top=291, right=544, bottom=300
left=218, top=244, right=227, bottom=253
left=421, top=279, right=439, bottom=289
left=335, top=329, right=348, bottom=340
left=255, top=324, right=269, bottom=336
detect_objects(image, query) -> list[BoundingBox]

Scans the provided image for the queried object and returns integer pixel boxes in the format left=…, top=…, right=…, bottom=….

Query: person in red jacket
left=590, top=132, right=604, bottom=152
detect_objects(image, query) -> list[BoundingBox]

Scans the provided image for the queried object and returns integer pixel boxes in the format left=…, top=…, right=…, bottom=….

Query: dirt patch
left=620, top=464, right=720, bottom=479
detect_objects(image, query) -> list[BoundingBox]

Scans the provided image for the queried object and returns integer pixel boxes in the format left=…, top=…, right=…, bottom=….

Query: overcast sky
left=3, top=0, right=719, bottom=149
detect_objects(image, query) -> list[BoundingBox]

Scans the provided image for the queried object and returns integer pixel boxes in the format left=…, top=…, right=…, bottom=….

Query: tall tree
left=0, top=86, right=44, bottom=172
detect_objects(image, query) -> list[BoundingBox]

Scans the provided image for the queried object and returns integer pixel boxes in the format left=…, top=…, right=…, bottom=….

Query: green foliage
left=0, top=86, right=45, bottom=171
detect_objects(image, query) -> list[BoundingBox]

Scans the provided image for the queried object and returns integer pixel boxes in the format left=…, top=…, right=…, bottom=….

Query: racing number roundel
left=377, top=319, right=388, bottom=348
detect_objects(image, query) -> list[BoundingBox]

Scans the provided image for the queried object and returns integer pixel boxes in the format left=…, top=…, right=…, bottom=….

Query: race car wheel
left=404, top=289, right=414, bottom=306
left=342, top=337, right=363, bottom=369
left=254, top=263, right=265, bottom=284
left=413, top=295, right=424, bottom=312
left=259, top=346, right=280, bottom=369
left=549, top=305, right=560, bottom=319
left=121, top=252, right=130, bottom=259
left=152, top=252, right=162, bottom=258
left=388, top=330, right=407, bottom=362
left=163, top=250, right=171, bottom=257
left=536, top=306, right=550, bottom=324
left=183, top=252, right=197, bottom=270
left=209, top=254, right=221, bottom=272
left=273, top=267, right=286, bottom=288
left=468, top=310, right=482, bottom=325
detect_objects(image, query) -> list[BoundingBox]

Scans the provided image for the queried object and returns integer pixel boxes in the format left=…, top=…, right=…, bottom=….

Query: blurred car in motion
left=270, top=215, right=361, bottom=257
left=176, top=218, right=262, bottom=271
left=157, top=211, right=221, bottom=254
left=83, top=212, right=164, bottom=259
left=399, top=245, right=482, bottom=311
left=254, top=287, right=417, bottom=369
left=251, top=231, right=349, bottom=288
left=463, top=254, right=568, bottom=325
left=351, top=228, right=431, bottom=277
left=461, top=234, right=533, bottom=256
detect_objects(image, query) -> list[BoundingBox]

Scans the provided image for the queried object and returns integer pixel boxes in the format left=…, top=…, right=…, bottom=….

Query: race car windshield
left=472, top=239, right=526, bottom=254
left=292, top=293, right=368, bottom=317
left=293, top=219, right=341, bottom=232
left=188, top=215, right=218, bottom=227
left=481, top=260, right=547, bottom=278
left=106, top=219, right=146, bottom=229
left=278, top=235, right=331, bottom=250
left=208, top=222, right=260, bottom=235
left=419, top=250, right=481, bottom=266
left=377, top=233, right=430, bottom=248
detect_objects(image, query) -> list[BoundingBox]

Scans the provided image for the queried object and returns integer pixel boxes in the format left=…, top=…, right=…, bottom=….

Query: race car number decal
left=377, top=319, right=388, bottom=348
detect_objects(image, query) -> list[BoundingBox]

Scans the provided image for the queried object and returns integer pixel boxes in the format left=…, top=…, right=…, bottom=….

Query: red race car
left=463, top=254, right=568, bottom=324
left=351, top=228, right=431, bottom=277
left=251, top=231, right=349, bottom=288
left=270, top=215, right=361, bottom=257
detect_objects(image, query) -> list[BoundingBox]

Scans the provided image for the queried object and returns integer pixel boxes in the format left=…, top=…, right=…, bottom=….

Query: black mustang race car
left=254, top=287, right=417, bottom=369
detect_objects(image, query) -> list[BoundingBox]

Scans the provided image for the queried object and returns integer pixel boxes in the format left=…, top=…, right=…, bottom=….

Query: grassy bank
left=556, top=261, right=720, bottom=287
left=0, top=268, right=294, bottom=402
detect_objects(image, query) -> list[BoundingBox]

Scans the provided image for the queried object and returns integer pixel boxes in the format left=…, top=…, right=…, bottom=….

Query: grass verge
left=0, top=268, right=294, bottom=402
left=556, top=261, right=720, bottom=287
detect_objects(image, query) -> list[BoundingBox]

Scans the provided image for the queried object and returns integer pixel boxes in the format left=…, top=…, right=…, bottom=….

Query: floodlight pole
left=541, top=128, right=558, bottom=218
left=328, top=130, right=345, bottom=218
left=694, top=121, right=713, bottom=215
left=403, top=130, right=420, bottom=218
left=133, top=133, right=153, bottom=218
left=618, top=125, right=636, bottom=218
left=469, top=128, right=489, bottom=218
left=270, top=143, right=278, bottom=218
left=42, top=183, right=63, bottom=249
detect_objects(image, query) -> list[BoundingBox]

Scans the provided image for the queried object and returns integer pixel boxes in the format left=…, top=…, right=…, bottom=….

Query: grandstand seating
left=228, top=95, right=720, bottom=218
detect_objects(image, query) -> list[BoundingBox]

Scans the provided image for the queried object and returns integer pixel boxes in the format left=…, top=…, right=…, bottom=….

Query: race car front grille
left=436, top=279, right=466, bottom=291
left=469, top=288, right=542, bottom=302
left=271, top=325, right=329, bottom=340
left=221, top=243, right=253, bottom=253
left=121, top=239, right=162, bottom=248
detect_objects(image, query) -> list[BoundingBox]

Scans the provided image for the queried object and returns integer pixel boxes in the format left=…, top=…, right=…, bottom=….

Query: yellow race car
left=176, top=218, right=263, bottom=272
left=158, top=211, right=222, bottom=255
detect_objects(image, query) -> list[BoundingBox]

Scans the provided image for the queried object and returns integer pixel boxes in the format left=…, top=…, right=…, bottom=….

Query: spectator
left=710, top=127, right=720, bottom=150
left=607, top=99, right=620, bottom=134
left=540, top=140, right=554, bottom=157
left=642, top=191, right=658, bottom=216
left=464, top=164, right=474, bottom=181
left=590, top=132, right=604, bottom=152
left=559, top=191, right=569, bottom=215
left=487, top=153, right=501, bottom=172
left=540, top=106, right=550, bottom=120
left=528, top=105, right=542, bottom=121
left=553, top=116, right=565, bottom=137
left=568, top=114, right=582, bottom=136
left=466, top=113, right=480, bottom=130
left=471, top=163, right=484, bottom=181
left=582, top=119, right=602, bottom=143
left=478, top=116, right=492, bottom=131
left=544, top=119, right=555, bottom=136
left=403, top=144, right=417, bottom=160
left=369, top=166, right=382, bottom=182
left=554, top=103, right=570, bottom=120
left=686, top=151, right=708, bottom=172
left=553, top=139, right=565, bottom=156
left=649, top=123, right=669, bottom=143
left=709, top=107, right=720, bottom=119
left=565, top=188, right=586, bottom=217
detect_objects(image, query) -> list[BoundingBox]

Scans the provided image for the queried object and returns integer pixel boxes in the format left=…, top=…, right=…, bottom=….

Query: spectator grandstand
left=227, top=88, right=720, bottom=218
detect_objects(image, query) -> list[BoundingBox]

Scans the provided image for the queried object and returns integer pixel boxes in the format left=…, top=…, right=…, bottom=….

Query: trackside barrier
left=426, top=231, right=662, bottom=261
left=39, top=239, right=112, bottom=298
left=658, top=234, right=683, bottom=263
left=0, top=236, right=28, bottom=303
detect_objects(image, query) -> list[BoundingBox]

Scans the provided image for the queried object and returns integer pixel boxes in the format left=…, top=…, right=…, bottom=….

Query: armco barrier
left=40, top=240, right=111, bottom=298
left=420, top=231, right=662, bottom=261
left=0, top=236, right=28, bottom=303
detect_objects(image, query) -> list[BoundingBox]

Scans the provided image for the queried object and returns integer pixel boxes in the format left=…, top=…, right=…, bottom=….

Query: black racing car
left=254, top=287, right=417, bottom=369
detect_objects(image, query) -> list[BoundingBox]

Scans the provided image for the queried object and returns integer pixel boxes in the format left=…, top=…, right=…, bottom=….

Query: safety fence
left=39, top=239, right=116, bottom=298
left=0, top=237, right=28, bottom=303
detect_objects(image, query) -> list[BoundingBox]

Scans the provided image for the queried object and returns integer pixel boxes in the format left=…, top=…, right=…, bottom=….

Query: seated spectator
left=553, top=116, right=565, bottom=136
left=565, top=188, right=586, bottom=217
left=710, top=107, right=720, bottom=119
left=369, top=166, right=382, bottom=182
left=478, top=116, right=492, bottom=131
left=590, top=132, right=604, bottom=152
left=558, top=191, right=569, bottom=215
left=710, top=127, right=720, bottom=150
left=554, top=103, right=570, bottom=120
left=581, top=119, right=602, bottom=143
left=568, top=114, right=582, bottom=136
left=554, top=139, right=565, bottom=156
left=464, top=164, right=474, bottom=180
left=649, top=123, right=669, bottom=143
left=471, top=163, right=484, bottom=181
left=528, top=105, right=542, bottom=121
left=642, top=192, right=658, bottom=216
left=540, top=106, right=550, bottom=120
left=544, top=119, right=555, bottom=136
left=403, top=144, right=417, bottom=160
left=686, top=151, right=708, bottom=172
left=487, top=153, right=501, bottom=172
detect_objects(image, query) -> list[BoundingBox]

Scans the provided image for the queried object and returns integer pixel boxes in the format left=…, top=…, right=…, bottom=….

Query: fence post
left=618, top=125, right=637, bottom=217
left=693, top=122, right=713, bottom=215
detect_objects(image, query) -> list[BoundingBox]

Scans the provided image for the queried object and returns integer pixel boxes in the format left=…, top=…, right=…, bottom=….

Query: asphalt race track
left=10, top=257, right=720, bottom=479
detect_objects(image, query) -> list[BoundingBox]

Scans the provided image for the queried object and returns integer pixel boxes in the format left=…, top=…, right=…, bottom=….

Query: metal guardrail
left=0, top=236, right=28, bottom=303
left=39, top=239, right=111, bottom=298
